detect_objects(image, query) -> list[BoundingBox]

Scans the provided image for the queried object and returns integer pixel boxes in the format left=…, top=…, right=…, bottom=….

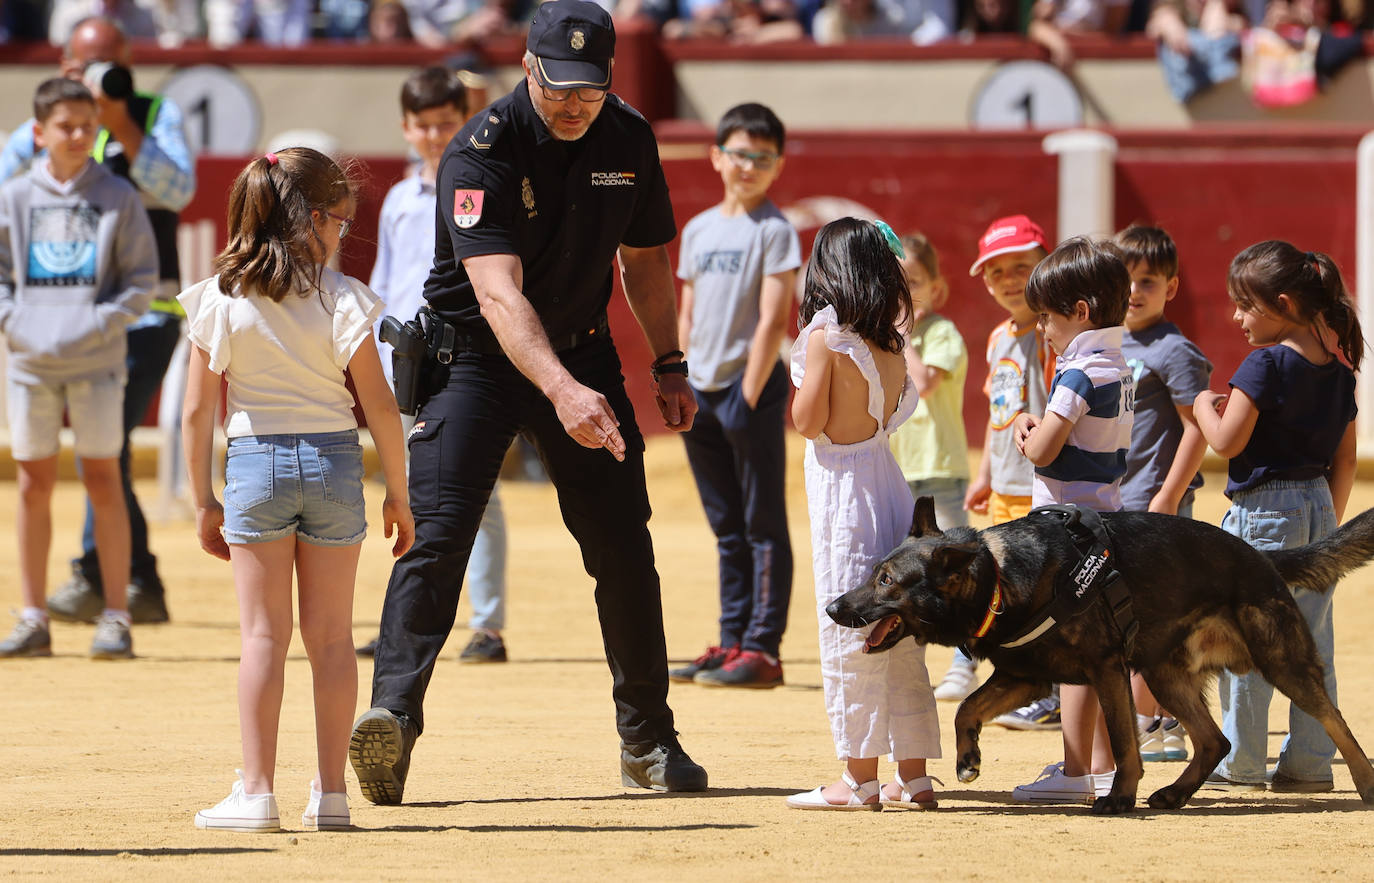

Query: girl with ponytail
left=182, top=148, right=414, bottom=832
left=1192, top=239, right=1362, bottom=793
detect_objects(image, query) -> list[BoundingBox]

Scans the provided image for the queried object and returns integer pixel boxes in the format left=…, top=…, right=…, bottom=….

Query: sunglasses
left=325, top=211, right=353, bottom=239
left=532, top=68, right=607, bottom=104
left=720, top=147, right=780, bottom=171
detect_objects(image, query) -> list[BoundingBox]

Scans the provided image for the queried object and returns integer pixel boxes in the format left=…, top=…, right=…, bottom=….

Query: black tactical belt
left=421, top=309, right=609, bottom=360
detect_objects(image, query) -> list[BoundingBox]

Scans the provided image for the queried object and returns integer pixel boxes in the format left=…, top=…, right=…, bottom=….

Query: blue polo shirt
left=425, top=80, right=677, bottom=342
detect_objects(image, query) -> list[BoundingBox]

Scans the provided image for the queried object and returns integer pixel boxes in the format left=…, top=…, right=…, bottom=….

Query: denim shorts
left=222, top=430, right=367, bottom=546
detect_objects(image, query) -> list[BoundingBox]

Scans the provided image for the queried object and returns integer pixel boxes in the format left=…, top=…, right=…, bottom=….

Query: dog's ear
left=910, top=497, right=943, bottom=538
left=931, top=542, right=979, bottom=575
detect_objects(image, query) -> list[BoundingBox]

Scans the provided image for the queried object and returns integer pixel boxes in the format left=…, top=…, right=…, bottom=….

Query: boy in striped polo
left=1007, top=235, right=1135, bottom=804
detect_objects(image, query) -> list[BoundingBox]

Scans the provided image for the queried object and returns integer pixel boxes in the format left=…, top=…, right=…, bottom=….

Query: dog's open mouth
left=863, top=615, right=903, bottom=653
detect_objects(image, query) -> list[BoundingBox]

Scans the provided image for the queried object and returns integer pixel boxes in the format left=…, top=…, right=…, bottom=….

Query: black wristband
left=651, top=349, right=685, bottom=368
left=651, top=359, right=689, bottom=382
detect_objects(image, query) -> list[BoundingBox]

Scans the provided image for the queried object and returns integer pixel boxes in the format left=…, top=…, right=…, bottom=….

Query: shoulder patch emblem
left=454, top=189, right=484, bottom=229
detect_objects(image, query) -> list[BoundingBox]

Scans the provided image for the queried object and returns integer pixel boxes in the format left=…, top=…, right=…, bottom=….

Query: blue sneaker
left=993, top=694, right=1062, bottom=731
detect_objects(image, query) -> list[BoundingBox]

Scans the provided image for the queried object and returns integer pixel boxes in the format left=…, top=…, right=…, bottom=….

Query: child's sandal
left=880, top=773, right=942, bottom=810
left=786, top=770, right=882, bottom=811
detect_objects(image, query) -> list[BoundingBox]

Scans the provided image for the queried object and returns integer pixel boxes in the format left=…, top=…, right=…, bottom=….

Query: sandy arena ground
left=3, top=435, right=1374, bottom=881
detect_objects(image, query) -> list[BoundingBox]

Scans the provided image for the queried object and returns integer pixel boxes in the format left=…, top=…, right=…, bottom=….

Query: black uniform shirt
left=424, top=80, right=677, bottom=340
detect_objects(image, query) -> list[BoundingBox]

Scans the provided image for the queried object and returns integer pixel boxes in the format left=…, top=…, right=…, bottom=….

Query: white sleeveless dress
left=790, top=306, right=942, bottom=761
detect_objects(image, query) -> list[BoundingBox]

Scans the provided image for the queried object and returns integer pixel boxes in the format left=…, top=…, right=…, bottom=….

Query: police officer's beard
left=532, top=99, right=591, bottom=142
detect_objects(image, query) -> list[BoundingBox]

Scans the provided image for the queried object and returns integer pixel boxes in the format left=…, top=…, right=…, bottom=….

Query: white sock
left=21, top=607, right=48, bottom=625
left=1137, top=714, right=1156, bottom=731
left=101, top=608, right=132, bottom=627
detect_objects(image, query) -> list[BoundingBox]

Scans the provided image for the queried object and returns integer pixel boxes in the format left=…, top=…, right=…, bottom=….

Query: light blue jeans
left=1215, top=479, right=1338, bottom=784
left=468, top=487, right=508, bottom=631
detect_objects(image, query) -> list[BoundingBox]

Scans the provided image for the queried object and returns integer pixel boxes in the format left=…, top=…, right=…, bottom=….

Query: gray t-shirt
left=677, top=201, right=801, bottom=391
left=1120, top=320, right=1213, bottom=511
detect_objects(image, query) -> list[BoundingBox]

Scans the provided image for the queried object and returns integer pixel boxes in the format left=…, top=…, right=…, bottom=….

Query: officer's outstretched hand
left=553, top=379, right=626, bottom=461
left=654, top=373, right=696, bottom=433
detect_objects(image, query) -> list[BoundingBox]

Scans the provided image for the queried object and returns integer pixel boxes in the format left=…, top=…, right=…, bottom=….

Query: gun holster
left=379, top=315, right=427, bottom=415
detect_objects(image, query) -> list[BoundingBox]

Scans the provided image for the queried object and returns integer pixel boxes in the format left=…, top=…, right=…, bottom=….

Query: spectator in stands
left=811, top=0, right=956, bottom=44
left=1029, top=0, right=1130, bottom=68
left=205, top=0, right=311, bottom=46
left=660, top=0, right=806, bottom=40
left=1148, top=0, right=1245, bottom=101
left=318, top=0, right=373, bottom=38
left=400, top=0, right=528, bottom=47
left=371, top=0, right=417, bottom=40
left=959, top=0, right=1022, bottom=33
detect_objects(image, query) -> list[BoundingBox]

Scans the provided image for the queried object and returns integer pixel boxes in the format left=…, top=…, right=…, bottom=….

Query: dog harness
left=994, top=505, right=1138, bottom=653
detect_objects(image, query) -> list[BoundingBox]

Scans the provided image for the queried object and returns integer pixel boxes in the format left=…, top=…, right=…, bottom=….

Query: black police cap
left=526, top=0, right=615, bottom=91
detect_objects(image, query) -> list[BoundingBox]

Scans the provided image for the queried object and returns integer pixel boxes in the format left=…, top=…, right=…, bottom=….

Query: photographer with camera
left=0, top=16, right=196, bottom=627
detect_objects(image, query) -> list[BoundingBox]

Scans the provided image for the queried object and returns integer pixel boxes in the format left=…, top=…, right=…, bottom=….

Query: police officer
left=350, top=0, right=708, bottom=804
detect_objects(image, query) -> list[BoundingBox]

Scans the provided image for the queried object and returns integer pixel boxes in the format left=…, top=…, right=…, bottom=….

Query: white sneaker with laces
left=195, top=772, right=280, bottom=832
left=1011, top=762, right=1112, bottom=804
left=89, top=613, right=133, bottom=660
left=302, top=783, right=350, bottom=830
left=1139, top=717, right=1165, bottom=762
left=933, top=659, right=978, bottom=701
left=1160, top=719, right=1189, bottom=760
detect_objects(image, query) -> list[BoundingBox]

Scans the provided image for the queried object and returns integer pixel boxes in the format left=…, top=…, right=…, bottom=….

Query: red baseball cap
left=968, top=215, right=1050, bottom=276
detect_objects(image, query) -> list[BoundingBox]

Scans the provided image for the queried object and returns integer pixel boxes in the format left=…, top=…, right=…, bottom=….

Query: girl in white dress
left=786, top=218, right=942, bottom=810
left=182, top=148, right=414, bottom=833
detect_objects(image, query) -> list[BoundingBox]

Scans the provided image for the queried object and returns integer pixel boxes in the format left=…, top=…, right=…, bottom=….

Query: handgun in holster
left=380, top=315, right=428, bottom=415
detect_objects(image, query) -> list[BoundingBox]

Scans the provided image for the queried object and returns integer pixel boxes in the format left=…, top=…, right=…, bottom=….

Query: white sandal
left=879, top=773, right=942, bottom=810
left=786, top=770, right=882, bottom=811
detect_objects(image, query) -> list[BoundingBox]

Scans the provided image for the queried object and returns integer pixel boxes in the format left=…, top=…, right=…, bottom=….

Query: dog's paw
left=1147, top=785, right=1190, bottom=810
left=1090, top=794, right=1137, bottom=815
left=956, top=756, right=981, bottom=784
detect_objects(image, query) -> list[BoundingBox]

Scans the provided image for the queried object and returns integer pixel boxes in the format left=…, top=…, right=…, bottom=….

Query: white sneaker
left=933, top=659, right=978, bottom=701
left=195, top=772, right=281, bottom=833
left=1011, top=762, right=1112, bottom=804
left=1138, top=717, right=1165, bottom=762
left=1160, top=719, right=1189, bottom=761
left=302, top=783, right=350, bottom=830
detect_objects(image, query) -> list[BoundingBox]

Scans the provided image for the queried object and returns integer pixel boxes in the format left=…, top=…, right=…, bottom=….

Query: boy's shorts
left=989, top=492, right=1032, bottom=525
left=222, top=430, right=367, bottom=546
left=6, top=374, right=125, bottom=461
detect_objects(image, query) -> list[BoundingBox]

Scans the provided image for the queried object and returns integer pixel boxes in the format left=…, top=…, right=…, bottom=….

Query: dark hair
left=401, top=65, right=467, bottom=116
left=899, top=231, right=941, bottom=281
left=1114, top=224, right=1178, bottom=278
left=1025, top=236, right=1130, bottom=327
left=715, top=102, right=785, bottom=153
left=213, top=147, right=354, bottom=303
left=34, top=77, right=95, bottom=122
left=800, top=217, right=911, bottom=354
left=1228, top=240, right=1364, bottom=371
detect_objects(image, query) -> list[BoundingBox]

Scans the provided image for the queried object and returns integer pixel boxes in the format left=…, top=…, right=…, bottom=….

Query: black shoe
left=47, top=566, right=102, bottom=623
left=668, top=644, right=736, bottom=683
left=356, top=636, right=379, bottom=658
left=458, top=631, right=507, bottom=663
left=620, top=734, right=708, bottom=792
left=127, top=579, right=170, bottom=624
left=349, top=708, right=417, bottom=805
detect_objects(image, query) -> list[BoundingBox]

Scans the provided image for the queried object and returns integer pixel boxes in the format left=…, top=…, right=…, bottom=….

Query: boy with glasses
left=670, top=103, right=799, bottom=689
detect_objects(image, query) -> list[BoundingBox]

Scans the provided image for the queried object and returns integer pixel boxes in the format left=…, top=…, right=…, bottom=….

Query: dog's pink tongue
left=864, top=615, right=900, bottom=653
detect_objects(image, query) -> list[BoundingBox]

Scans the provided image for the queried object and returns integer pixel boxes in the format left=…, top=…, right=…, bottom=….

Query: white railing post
left=1043, top=130, right=1119, bottom=242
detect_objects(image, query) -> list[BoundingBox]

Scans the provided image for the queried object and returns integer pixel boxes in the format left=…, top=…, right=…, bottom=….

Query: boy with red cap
left=931, top=215, right=1060, bottom=727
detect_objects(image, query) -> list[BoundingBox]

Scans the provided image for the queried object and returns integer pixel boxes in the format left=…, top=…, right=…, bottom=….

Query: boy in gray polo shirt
left=670, top=103, right=800, bottom=688
left=1116, top=224, right=1212, bottom=763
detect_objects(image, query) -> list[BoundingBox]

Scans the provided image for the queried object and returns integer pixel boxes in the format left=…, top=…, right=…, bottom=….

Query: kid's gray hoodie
left=0, top=158, right=157, bottom=384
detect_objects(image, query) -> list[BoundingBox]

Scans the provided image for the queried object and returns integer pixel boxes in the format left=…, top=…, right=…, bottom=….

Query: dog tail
left=1267, top=507, right=1374, bottom=591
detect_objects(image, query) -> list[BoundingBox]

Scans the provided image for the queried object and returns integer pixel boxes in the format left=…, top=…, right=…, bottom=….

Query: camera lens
left=84, top=62, right=133, bottom=100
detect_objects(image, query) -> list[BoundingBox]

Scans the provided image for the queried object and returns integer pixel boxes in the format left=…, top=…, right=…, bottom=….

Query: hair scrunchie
left=873, top=220, right=905, bottom=260
left=265, top=152, right=279, bottom=165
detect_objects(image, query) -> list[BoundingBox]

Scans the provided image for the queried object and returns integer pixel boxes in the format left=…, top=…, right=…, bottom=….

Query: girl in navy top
left=1193, top=240, right=1361, bottom=792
